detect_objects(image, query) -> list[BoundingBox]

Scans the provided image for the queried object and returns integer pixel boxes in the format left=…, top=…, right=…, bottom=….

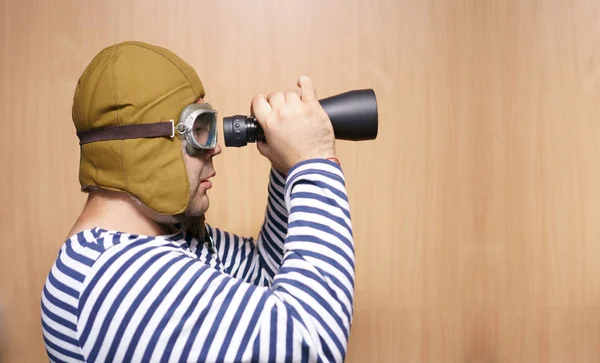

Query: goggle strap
left=77, top=120, right=175, bottom=145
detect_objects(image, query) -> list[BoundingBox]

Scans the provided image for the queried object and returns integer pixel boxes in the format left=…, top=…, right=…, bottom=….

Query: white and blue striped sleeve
left=77, top=159, right=355, bottom=362
left=207, top=168, right=288, bottom=286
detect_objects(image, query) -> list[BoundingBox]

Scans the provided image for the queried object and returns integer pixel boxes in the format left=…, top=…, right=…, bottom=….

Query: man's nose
left=205, top=142, right=222, bottom=159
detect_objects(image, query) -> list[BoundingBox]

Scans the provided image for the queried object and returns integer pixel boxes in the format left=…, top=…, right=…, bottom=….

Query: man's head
left=72, top=41, right=220, bottom=220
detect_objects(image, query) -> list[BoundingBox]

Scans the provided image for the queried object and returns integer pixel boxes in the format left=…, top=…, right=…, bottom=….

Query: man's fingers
left=298, top=76, right=317, bottom=102
left=267, top=92, right=285, bottom=109
left=285, top=89, right=301, bottom=103
left=251, top=94, right=271, bottom=126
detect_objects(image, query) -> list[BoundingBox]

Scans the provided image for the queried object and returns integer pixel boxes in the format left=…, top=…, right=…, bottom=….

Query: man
left=41, top=41, right=354, bottom=363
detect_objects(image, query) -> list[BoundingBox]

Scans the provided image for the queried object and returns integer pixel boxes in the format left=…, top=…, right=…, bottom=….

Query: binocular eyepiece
left=223, top=89, right=379, bottom=147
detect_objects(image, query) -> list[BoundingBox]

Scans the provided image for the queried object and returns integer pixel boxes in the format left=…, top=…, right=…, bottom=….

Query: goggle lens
left=192, top=112, right=216, bottom=147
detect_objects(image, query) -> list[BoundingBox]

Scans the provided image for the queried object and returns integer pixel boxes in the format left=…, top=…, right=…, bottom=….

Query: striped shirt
left=41, top=159, right=355, bottom=363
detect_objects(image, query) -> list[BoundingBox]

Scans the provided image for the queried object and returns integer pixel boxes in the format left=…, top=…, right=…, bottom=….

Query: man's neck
left=68, top=190, right=174, bottom=238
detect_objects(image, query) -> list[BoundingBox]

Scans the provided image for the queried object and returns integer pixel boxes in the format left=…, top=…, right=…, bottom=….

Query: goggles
left=176, top=103, right=218, bottom=156
left=76, top=102, right=219, bottom=156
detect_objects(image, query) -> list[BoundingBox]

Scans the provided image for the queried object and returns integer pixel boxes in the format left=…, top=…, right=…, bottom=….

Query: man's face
left=182, top=98, right=222, bottom=216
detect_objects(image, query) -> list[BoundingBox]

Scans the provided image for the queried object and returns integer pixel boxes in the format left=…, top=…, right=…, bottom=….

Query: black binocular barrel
left=223, top=89, right=378, bottom=147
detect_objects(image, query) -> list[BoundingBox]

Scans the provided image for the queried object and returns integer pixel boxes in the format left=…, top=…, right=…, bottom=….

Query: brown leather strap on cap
left=77, top=121, right=174, bottom=145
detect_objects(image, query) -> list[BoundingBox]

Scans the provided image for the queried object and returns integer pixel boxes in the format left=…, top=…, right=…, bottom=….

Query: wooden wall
left=1, top=0, right=599, bottom=361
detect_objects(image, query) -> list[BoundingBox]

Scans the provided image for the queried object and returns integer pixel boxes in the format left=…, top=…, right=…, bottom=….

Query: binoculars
left=223, top=89, right=379, bottom=147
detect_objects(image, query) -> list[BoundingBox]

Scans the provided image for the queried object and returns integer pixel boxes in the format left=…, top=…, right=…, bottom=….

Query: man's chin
left=185, top=195, right=209, bottom=217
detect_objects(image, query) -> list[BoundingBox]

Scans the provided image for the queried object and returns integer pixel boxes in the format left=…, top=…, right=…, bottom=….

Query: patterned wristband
left=326, top=157, right=341, bottom=165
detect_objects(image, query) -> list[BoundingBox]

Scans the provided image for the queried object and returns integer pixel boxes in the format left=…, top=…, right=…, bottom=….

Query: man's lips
left=200, top=171, right=216, bottom=189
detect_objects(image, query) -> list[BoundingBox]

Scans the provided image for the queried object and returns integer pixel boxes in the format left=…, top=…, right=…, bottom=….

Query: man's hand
left=251, top=76, right=336, bottom=176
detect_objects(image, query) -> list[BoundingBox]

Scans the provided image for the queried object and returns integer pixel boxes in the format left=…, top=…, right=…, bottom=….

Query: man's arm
left=207, top=167, right=288, bottom=286
left=75, top=159, right=354, bottom=362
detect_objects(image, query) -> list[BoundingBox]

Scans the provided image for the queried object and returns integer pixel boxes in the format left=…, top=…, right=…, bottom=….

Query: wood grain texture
left=1, top=0, right=599, bottom=362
